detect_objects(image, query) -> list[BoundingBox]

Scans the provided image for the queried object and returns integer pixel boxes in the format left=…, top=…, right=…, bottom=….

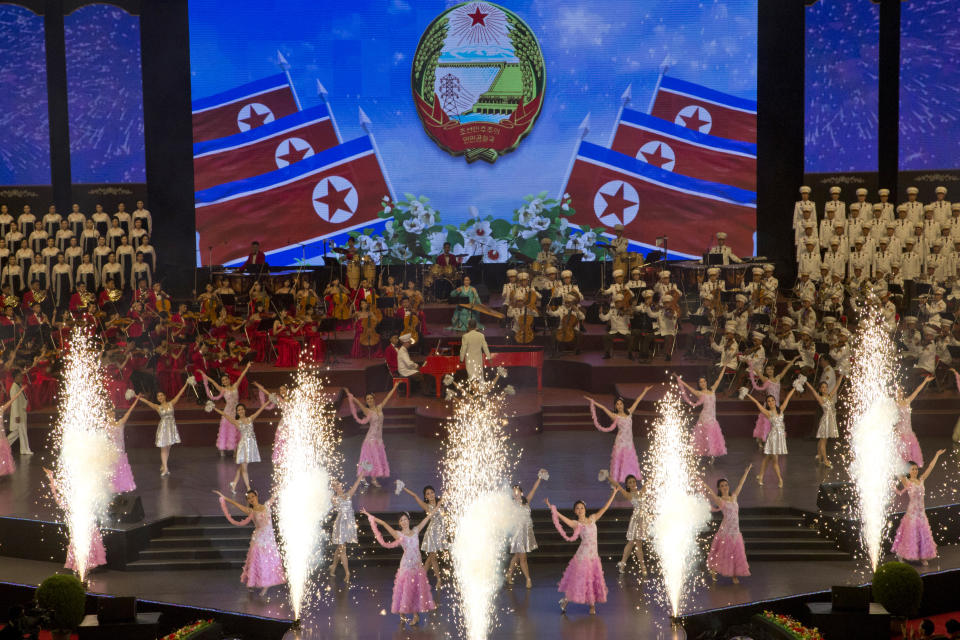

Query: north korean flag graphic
left=192, top=105, right=340, bottom=192
left=650, top=76, right=756, bottom=143
left=191, top=74, right=299, bottom=143
left=562, top=142, right=755, bottom=257
left=195, top=136, right=390, bottom=265
left=611, top=108, right=756, bottom=191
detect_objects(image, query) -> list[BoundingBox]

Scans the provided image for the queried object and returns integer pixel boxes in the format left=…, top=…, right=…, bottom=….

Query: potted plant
left=35, top=573, right=86, bottom=640
left=873, top=560, right=923, bottom=635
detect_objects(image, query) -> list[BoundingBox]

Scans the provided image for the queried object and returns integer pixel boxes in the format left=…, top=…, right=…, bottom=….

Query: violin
left=359, top=312, right=380, bottom=347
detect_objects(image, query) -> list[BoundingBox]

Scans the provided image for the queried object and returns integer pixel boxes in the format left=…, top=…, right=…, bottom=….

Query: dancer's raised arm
left=137, top=394, right=160, bottom=411
left=117, top=397, right=140, bottom=424
left=402, top=485, right=430, bottom=511
left=906, top=376, right=932, bottom=404
left=171, top=381, right=190, bottom=404
left=920, top=449, right=947, bottom=483
left=775, top=356, right=799, bottom=381
left=732, top=464, right=753, bottom=498
left=212, top=489, right=252, bottom=515
left=413, top=509, right=435, bottom=534
left=805, top=381, right=824, bottom=405
left=628, top=385, right=654, bottom=414
left=710, top=372, right=725, bottom=392
left=544, top=498, right=576, bottom=528
left=378, top=380, right=401, bottom=409
left=744, top=392, right=771, bottom=417
left=779, top=387, right=797, bottom=412
left=345, top=475, right=364, bottom=499
left=203, top=371, right=223, bottom=393
left=526, top=469, right=547, bottom=503
left=590, top=486, right=620, bottom=522
left=584, top=396, right=615, bottom=419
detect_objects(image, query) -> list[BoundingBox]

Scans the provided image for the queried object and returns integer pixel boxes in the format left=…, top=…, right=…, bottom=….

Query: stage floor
left=1, top=429, right=959, bottom=638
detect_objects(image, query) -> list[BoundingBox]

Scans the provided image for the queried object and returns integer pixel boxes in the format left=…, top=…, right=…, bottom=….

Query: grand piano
left=419, top=345, right=544, bottom=397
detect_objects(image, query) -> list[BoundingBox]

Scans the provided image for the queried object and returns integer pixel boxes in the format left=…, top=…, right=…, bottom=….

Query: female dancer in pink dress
left=545, top=487, right=618, bottom=615
left=400, top=484, right=446, bottom=584
left=0, top=385, right=24, bottom=477
left=203, top=363, right=251, bottom=456
left=677, top=373, right=727, bottom=460
left=346, top=381, right=401, bottom=487
left=44, top=468, right=106, bottom=574
left=108, top=398, right=140, bottom=493
left=895, top=377, right=931, bottom=467
left=214, top=488, right=286, bottom=596
left=891, top=449, right=946, bottom=566
left=748, top=358, right=796, bottom=448
left=744, top=388, right=796, bottom=487
left=362, top=508, right=436, bottom=627
left=585, top=387, right=652, bottom=483
left=702, top=464, right=752, bottom=583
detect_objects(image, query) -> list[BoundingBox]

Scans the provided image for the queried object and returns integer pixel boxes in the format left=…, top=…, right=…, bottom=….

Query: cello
left=555, top=305, right=580, bottom=344
left=513, top=290, right=537, bottom=344
left=402, top=310, right=420, bottom=343
left=359, top=303, right=380, bottom=348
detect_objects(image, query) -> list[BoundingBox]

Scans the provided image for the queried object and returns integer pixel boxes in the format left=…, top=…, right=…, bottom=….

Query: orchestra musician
left=243, top=241, right=268, bottom=270
left=448, top=275, right=482, bottom=332
left=436, top=242, right=461, bottom=269
left=708, top=231, right=742, bottom=265
left=548, top=293, right=584, bottom=355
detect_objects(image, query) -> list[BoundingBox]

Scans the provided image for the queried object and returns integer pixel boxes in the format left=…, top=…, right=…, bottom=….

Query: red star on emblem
left=278, top=144, right=310, bottom=165
left=239, top=107, right=270, bottom=129
left=679, top=108, right=708, bottom=131
left=642, top=144, right=671, bottom=169
left=600, top=184, right=637, bottom=221
left=315, top=183, right=353, bottom=218
left=468, top=7, right=488, bottom=26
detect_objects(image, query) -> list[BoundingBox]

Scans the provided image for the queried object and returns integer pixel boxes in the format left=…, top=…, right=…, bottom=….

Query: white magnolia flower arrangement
left=394, top=480, right=405, bottom=496
left=598, top=469, right=609, bottom=482
left=204, top=400, right=215, bottom=413
left=792, top=374, right=807, bottom=393
left=538, top=469, right=550, bottom=481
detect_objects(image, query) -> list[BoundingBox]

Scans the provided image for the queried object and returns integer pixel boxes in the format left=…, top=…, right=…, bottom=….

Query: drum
left=613, top=253, right=628, bottom=276
left=362, top=257, right=376, bottom=283
left=531, top=261, right=544, bottom=274
left=346, top=259, right=361, bottom=290
left=440, top=264, right=455, bottom=279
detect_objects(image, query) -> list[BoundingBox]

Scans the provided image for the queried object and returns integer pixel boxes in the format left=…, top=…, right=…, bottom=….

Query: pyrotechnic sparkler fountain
left=440, top=374, right=522, bottom=640
left=645, top=388, right=710, bottom=618
left=845, top=306, right=901, bottom=571
left=52, top=328, right=117, bottom=581
left=272, top=364, right=339, bottom=623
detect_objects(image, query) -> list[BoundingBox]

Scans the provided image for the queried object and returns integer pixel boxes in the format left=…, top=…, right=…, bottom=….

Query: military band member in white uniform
left=827, top=186, right=846, bottom=220
left=700, top=266, right=726, bottom=299
left=535, top=237, right=558, bottom=269
left=877, top=188, right=895, bottom=222
left=501, top=269, right=518, bottom=308
left=604, top=269, right=629, bottom=298
left=798, top=240, right=822, bottom=280
left=819, top=205, right=839, bottom=248
left=796, top=223, right=819, bottom=261
left=653, top=270, right=675, bottom=299
left=793, top=185, right=815, bottom=227
left=900, top=237, right=922, bottom=281
left=794, top=204, right=817, bottom=244
left=600, top=294, right=633, bottom=359
left=610, top=224, right=628, bottom=257
left=555, top=269, right=582, bottom=302
left=548, top=293, right=584, bottom=354
left=932, top=186, right=951, bottom=224
left=946, top=204, right=960, bottom=240
left=709, top=231, right=742, bottom=265
left=903, top=186, right=923, bottom=223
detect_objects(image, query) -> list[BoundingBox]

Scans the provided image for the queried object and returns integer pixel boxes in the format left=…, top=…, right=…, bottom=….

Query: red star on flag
left=278, top=144, right=311, bottom=165
left=642, top=144, right=671, bottom=169
left=600, top=184, right=638, bottom=220
left=315, top=183, right=353, bottom=218
left=679, top=108, right=709, bottom=132
left=239, top=108, right=271, bottom=129
left=468, top=7, right=488, bottom=26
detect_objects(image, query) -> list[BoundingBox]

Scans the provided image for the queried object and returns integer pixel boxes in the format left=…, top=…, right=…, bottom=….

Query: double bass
left=359, top=311, right=380, bottom=347
left=402, top=309, right=420, bottom=343
left=513, top=289, right=538, bottom=344
left=555, top=305, right=580, bottom=343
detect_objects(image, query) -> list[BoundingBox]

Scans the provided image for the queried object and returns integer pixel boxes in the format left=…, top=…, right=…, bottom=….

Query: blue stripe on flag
left=659, top=76, right=757, bottom=113
left=191, top=74, right=290, bottom=112
left=192, top=104, right=331, bottom=156
left=620, top=108, right=756, bottom=157
left=577, top=141, right=756, bottom=206
left=223, top=219, right=391, bottom=267
left=195, top=136, right=374, bottom=205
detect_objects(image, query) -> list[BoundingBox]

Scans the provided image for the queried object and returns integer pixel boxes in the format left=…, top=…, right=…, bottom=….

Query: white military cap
left=560, top=269, right=572, bottom=278
left=923, top=326, right=938, bottom=337
left=781, top=317, right=795, bottom=326
left=518, top=271, right=529, bottom=279
left=752, top=331, right=765, bottom=340
left=856, top=188, right=868, bottom=196
left=829, top=186, right=841, bottom=194
left=907, top=186, right=919, bottom=195
left=905, top=236, right=916, bottom=244
left=825, top=201, right=838, bottom=211
left=659, top=270, right=670, bottom=278
left=934, top=286, right=946, bottom=294
left=850, top=203, right=861, bottom=211
left=936, top=186, right=947, bottom=194
left=897, top=204, right=907, bottom=212
left=885, top=221, right=896, bottom=229
left=798, top=270, right=810, bottom=277
left=799, top=186, right=811, bottom=194
left=953, top=204, right=960, bottom=211
left=834, top=220, right=845, bottom=228
left=802, top=202, right=815, bottom=211
left=904, top=315, right=917, bottom=323
left=890, top=259, right=900, bottom=267
left=805, top=238, right=816, bottom=245
left=873, top=204, right=883, bottom=211
left=878, top=189, right=890, bottom=197
left=829, top=237, right=840, bottom=245
left=506, top=269, right=518, bottom=277
left=707, top=266, right=720, bottom=275
left=642, top=289, right=654, bottom=298
left=661, top=294, right=673, bottom=303
left=631, top=267, right=641, bottom=275
left=736, top=294, right=747, bottom=303
left=752, top=266, right=763, bottom=274
left=614, top=223, right=624, bottom=231
left=803, top=222, right=815, bottom=229
left=878, top=237, right=889, bottom=244
left=540, top=237, right=552, bottom=245
left=924, top=204, right=935, bottom=212
left=546, top=266, right=558, bottom=274
left=716, top=231, right=728, bottom=239
left=763, top=264, right=774, bottom=272
left=400, top=333, right=413, bottom=343
left=612, top=269, right=624, bottom=277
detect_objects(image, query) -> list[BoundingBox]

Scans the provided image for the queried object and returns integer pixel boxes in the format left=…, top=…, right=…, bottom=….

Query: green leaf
left=447, top=230, right=464, bottom=247
left=418, top=195, right=429, bottom=203
left=519, top=236, right=541, bottom=257
left=537, top=190, right=548, bottom=199
left=490, top=218, right=512, bottom=237
left=404, top=193, right=416, bottom=202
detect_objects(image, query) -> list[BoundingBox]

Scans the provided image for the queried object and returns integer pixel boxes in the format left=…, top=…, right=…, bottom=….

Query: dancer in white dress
left=609, top=473, right=648, bottom=576
left=744, top=388, right=796, bottom=487
left=806, top=377, right=843, bottom=468
left=212, top=402, right=269, bottom=493
left=138, top=382, right=190, bottom=476
left=505, top=467, right=547, bottom=588
left=329, top=475, right=364, bottom=584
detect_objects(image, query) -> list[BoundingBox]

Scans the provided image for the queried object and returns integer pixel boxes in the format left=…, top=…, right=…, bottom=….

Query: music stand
left=704, top=253, right=724, bottom=266
left=720, top=290, right=739, bottom=304
left=219, top=293, right=236, bottom=309
left=949, top=345, right=960, bottom=361
left=273, top=293, right=294, bottom=312
left=750, top=313, right=770, bottom=326
left=915, top=282, right=932, bottom=297
left=815, top=341, right=830, bottom=355
left=940, top=311, right=955, bottom=322
left=888, top=283, right=904, bottom=296
left=316, top=317, right=341, bottom=364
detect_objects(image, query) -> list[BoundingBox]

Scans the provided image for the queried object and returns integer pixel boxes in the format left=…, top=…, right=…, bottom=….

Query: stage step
left=125, top=506, right=849, bottom=571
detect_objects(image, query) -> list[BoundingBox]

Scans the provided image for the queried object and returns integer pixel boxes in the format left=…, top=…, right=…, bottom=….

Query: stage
left=1, top=424, right=958, bottom=639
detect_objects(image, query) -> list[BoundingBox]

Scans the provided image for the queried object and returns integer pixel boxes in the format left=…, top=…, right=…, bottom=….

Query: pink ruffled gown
left=707, top=499, right=750, bottom=577
left=207, top=382, right=240, bottom=452
left=749, top=373, right=779, bottom=441
left=367, top=515, right=435, bottom=615
left=220, top=497, right=286, bottom=588
left=65, top=526, right=107, bottom=573
left=589, top=401, right=640, bottom=483
left=891, top=481, right=937, bottom=561
left=351, top=403, right=390, bottom=479
left=0, top=415, right=15, bottom=476
left=895, top=405, right=923, bottom=467
left=552, top=508, right=608, bottom=605
left=108, top=424, right=136, bottom=493
left=683, top=390, right=727, bottom=457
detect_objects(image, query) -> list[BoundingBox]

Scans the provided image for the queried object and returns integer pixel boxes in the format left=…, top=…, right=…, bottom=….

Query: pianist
left=398, top=333, right=430, bottom=396
left=243, top=241, right=268, bottom=272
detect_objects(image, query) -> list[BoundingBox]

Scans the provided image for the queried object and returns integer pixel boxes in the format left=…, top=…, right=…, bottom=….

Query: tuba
left=108, top=288, right=122, bottom=302
left=34, top=290, right=46, bottom=303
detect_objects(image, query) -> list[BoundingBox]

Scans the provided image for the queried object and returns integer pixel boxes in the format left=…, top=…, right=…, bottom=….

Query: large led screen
left=189, top=0, right=758, bottom=266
